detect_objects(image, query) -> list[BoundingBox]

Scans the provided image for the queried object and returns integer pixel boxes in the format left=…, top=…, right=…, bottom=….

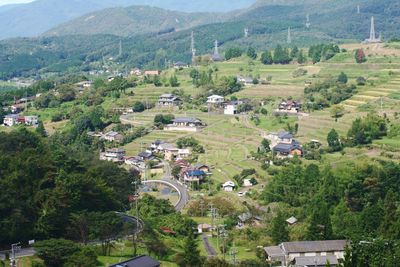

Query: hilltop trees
left=247, top=47, right=257, bottom=59
left=309, top=44, right=340, bottom=63
left=327, top=129, right=342, bottom=152
left=355, top=49, right=367, bottom=64
left=225, top=47, right=243, bottom=60
left=271, top=211, right=289, bottom=244
left=261, top=50, right=273, bottom=65
left=347, top=114, right=387, bottom=145
left=273, top=45, right=291, bottom=64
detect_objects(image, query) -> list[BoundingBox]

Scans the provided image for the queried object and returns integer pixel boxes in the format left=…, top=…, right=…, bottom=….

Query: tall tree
left=176, top=231, right=202, bottom=267
left=355, top=49, right=367, bottom=64
left=380, top=190, right=398, bottom=238
left=271, top=211, right=289, bottom=244
left=260, top=51, right=273, bottom=65
left=327, top=129, right=342, bottom=152
left=247, top=47, right=257, bottom=60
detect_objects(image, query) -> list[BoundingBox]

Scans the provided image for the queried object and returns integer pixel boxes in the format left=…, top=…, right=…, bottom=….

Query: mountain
left=0, top=0, right=399, bottom=79
left=0, top=0, right=255, bottom=40
left=44, top=6, right=225, bottom=37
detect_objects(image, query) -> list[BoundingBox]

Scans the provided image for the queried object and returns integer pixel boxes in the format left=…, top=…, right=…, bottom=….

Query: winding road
left=142, top=161, right=190, bottom=211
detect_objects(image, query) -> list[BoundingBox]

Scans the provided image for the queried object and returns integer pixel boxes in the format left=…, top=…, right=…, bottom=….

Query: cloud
left=0, top=0, right=36, bottom=6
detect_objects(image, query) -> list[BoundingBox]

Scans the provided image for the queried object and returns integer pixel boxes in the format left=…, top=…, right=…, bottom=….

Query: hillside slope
left=0, top=0, right=255, bottom=39
left=44, top=6, right=224, bottom=37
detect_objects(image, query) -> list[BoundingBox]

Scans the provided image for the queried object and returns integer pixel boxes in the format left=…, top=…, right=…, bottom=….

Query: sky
left=0, top=0, right=35, bottom=6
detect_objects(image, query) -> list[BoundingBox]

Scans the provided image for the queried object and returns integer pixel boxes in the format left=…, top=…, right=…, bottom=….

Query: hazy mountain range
left=0, top=0, right=255, bottom=39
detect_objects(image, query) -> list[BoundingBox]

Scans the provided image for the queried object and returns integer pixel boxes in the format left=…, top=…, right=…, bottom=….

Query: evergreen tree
left=290, top=46, right=299, bottom=58
left=36, top=121, right=47, bottom=137
left=307, top=201, right=333, bottom=240
left=169, top=75, right=180, bottom=87
left=337, top=72, right=348, bottom=84
left=260, top=51, right=273, bottom=65
left=271, top=211, right=289, bottom=244
left=327, top=129, right=342, bottom=152
left=177, top=231, right=202, bottom=267
left=247, top=47, right=257, bottom=60
left=380, top=190, right=398, bottom=238
left=297, top=49, right=306, bottom=64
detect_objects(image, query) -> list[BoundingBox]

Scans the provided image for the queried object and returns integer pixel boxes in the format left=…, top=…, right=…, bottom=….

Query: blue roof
left=186, top=170, right=205, bottom=177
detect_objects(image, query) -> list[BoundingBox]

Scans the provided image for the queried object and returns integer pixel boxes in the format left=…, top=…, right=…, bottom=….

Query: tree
left=379, top=190, right=398, bottom=238
left=271, top=211, right=289, bottom=244
left=297, top=49, right=306, bottom=64
left=247, top=47, right=257, bottom=60
left=273, top=45, right=291, bottom=64
left=307, top=201, right=333, bottom=240
left=64, top=246, right=98, bottom=267
left=327, top=129, right=342, bottom=152
left=260, top=139, right=271, bottom=153
left=36, top=121, right=47, bottom=137
left=330, top=105, right=345, bottom=122
left=176, top=231, right=202, bottom=267
left=290, top=46, right=299, bottom=58
left=34, top=239, right=80, bottom=267
left=132, top=101, right=145, bottom=112
left=355, top=49, right=367, bottom=64
left=169, top=75, right=180, bottom=87
left=337, top=72, right=348, bottom=84
left=225, top=47, right=243, bottom=60
left=260, top=51, right=273, bottom=65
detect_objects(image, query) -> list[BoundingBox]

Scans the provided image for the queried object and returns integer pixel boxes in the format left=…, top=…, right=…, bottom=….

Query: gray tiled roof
left=282, top=240, right=347, bottom=253
left=294, top=255, right=339, bottom=266
left=264, top=246, right=285, bottom=257
left=108, top=255, right=160, bottom=267
left=173, top=117, right=201, bottom=124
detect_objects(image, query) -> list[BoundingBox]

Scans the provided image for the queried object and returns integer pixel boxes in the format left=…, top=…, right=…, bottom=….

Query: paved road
left=202, top=235, right=217, bottom=257
left=0, top=247, right=35, bottom=260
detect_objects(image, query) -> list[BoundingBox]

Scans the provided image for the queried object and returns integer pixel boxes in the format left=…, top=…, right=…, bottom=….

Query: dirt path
left=202, top=235, right=217, bottom=257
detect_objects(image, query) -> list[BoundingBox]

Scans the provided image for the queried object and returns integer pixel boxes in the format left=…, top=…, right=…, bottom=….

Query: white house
left=164, top=118, right=204, bottom=132
left=100, top=148, right=125, bottom=163
left=3, top=114, right=19, bottom=126
left=222, top=181, right=235, bottom=192
left=24, top=116, right=39, bottom=126
left=207, top=95, right=225, bottom=105
left=102, top=131, right=124, bottom=143
left=237, top=75, right=254, bottom=86
left=243, top=179, right=254, bottom=187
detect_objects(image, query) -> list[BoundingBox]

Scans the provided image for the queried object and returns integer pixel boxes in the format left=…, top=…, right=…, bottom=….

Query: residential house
left=207, top=95, right=225, bottom=105
left=294, top=255, right=339, bottom=267
left=174, top=159, right=191, bottom=169
left=194, top=163, right=210, bottom=173
left=267, top=131, right=303, bottom=158
left=3, top=114, right=19, bottom=126
left=103, top=131, right=124, bottom=143
left=108, top=255, right=160, bottom=267
left=76, top=81, right=93, bottom=89
left=137, top=151, right=154, bottom=161
left=237, top=75, right=254, bottom=86
left=264, top=240, right=347, bottom=267
left=130, top=68, right=142, bottom=76
left=125, top=156, right=146, bottom=170
left=173, top=62, right=189, bottom=69
left=182, top=169, right=206, bottom=186
left=222, top=181, right=235, bottom=192
left=164, top=117, right=204, bottom=132
left=197, top=224, right=212, bottom=234
left=10, top=104, right=23, bottom=113
left=100, top=148, right=125, bottom=163
left=158, top=94, right=182, bottom=107
left=144, top=70, right=161, bottom=76
left=223, top=99, right=250, bottom=115
left=243, top=178, right=254, bottom=187
left=278, top=100, right=302, bottom=113
left=24, top=116, right=38, bottom=126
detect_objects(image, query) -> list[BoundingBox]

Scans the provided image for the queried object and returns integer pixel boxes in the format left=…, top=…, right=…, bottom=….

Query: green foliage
left=177, top=137, right=205, bottom=153
left=356, top=76, right=366, bottom=86
left=225, top=47, right=243, bottom=60
left=34, top=239, right=80, bottom=267
left=260, top=50, right=273, bottom=65
left=327, top=129, right=342, bottom=152
left=273, top=45, right=291, bottom=64
left=355, top=49, right=367, bottom=64
left=308, top=44, right=340, bottom=63
left=154, top=114, right=175, bottom=126
left=176, top=231, right=203, bottom=267
left=347, top=114, right=387, bottom=146
left=132, top=101, right=145, bottom=112
left=297, top=49, right=306, bottom=64
left=271, top=211, right=289, bottom=244
left=169, top=75, right=180, bottom=87
left=36, top=121, right=47, bottom=137
left=337, top=72, right=348, bottom=84
left=246, top=47, right=257, bottom=60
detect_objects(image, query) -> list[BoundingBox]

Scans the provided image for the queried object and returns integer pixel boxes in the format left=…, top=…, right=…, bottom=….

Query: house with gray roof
left=164, top=117, right=204, bottom=132
left=264, top=240, right=347, bottom=266
left=158, top=94, right=182, bottom=107
left=108, top=255, right=160, bottom=267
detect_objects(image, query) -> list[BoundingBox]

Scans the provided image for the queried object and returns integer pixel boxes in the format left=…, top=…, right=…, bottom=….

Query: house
left=182, top=169, right=206, bottom=184
left=158, top=94, right=182, bottom=107
left=130, top=68, right=142, bottom=76
left=103, top=131, right=124, bottom=143
left=273, top=140, right=303, bottom=158
left=286, top=216, right=298, bottom=225
left=108, top=255, right=160, bottom=267
left=223, top=99, right=250, bottom=115
left=174, top=159, right=191, bottom=168
left=237, top=75, right=254, bottom=86
left=137, top=151, right=153, bottom=161
left=10, top=105, right=23, bottom=113
left=76, top=81, right=93, bottom=89
left=197, top=223, right=212, bottom=234
left=238, top=212, right=252, bottom=224
left=3, top=114, right=19, bottom=126
left=173, top=62, right=189, bottom=69
left=194, top=163, right=210, bottom=173
left=243, top=178, right=254, bottom=187
left=24, top=116, right=38, bottom=126
left=294, top=255, right=339, bottom=267
left=87, top=132, right=103, bottom=138
left=164, top=117, right=204, bottom=132
left=264, top=240, right=347, bottom=267
left=144, top=70, right=161, bottom=76
left=207, top=95, right=225, bottom=105
left=278, top=100, right=302, bottom=113
left=100, top=148, right=125, bottom=163
left=222, top=181, right=235, bottom=192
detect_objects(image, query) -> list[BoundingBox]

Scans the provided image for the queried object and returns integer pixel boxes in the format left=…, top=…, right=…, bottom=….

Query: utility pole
left=131, top=181, right=139, bottom=256
left=287, top=27, right=292, bottom=44
left=230, top=241, right=238, bottom=265
left=10, top=243, right=21, bottom=267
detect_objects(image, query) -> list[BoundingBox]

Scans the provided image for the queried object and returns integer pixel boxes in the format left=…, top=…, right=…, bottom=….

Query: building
left=243, top=178, right=254, bottom=187
left=144, top=70, right=161, bottom=76
left=286, top=216, right=298, bottom=225
left=266, top=131, right=303, bottom=158
left=164, top=117, right=204, bottom=132
left=237, top=75, right=254, bottom=86
left=76, top=81, right=93, bottom=89
left=197, top=223, right=212, bottom=234
left=194, top=163, right=210, bottom=173
left=182, top=169, right=206, bottom=187
left=103, top=131, right=124, bottom=143
left=137, top=151, right=153, bottom=161
left=278, top=100, right=302, bottom=113
left=207, top=95, right=225, bottom=105
left=130, top=68, right=142, bottom=76
left=294, top=255, right=339, bottom=267
left=158, top=94, right=182, bottom=107
left=173, top=62, right=189, bottom=69
left=108, top=255, right=160, bottom=267
left=24, top=116, right=38, bottom=126
left=100, top=148, right=125, bottom=163
left=264, top=240, right=347, bottom=267
left=3, top=114, right=19, bottom=126
left=222, top=181, right=235, bottom=192
left=223, top=99, right=250, bottom=115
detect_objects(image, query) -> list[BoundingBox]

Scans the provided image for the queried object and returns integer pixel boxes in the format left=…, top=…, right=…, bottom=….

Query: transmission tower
left=357, top=5, right=360, bottom=14
left=191, top=31, right=196, bottom=66
left=306, top=14, right=311, bottom=28
left=244, top=27, right=249, bottom=38
left=119, top=39, right=122, bottom=57
left=287, top=27, right=292, bottom=44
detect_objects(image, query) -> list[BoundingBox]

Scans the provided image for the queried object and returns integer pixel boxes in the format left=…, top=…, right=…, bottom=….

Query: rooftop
left=173, top=117, right=201, bottom=124
left=294, top=255, right=339, bottom=266
left=108, top=255, right=160, bottom=267
left=282, top=240, right=347, bottom=254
